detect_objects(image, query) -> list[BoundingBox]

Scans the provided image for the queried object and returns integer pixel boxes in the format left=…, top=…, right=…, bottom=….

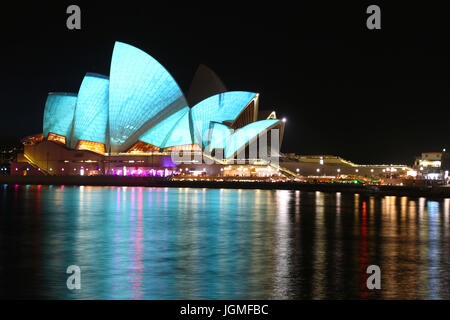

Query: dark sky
left=0, top=1, right=449, bottom=164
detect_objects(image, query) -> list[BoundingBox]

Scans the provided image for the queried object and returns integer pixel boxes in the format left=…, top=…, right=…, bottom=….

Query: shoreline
left=1, top=176, right=449, bottom=199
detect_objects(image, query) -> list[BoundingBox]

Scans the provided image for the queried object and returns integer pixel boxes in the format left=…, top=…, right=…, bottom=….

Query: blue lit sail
left=108, top=41, right=189, bottom=153
left=70, top=73, right=109, bottom=149
left=191, top=91, right=257, bottom=148
left=43, top=92, right=77, bottom=142
left=224, top=119, right=280, bottom=159
left=206, top=122, right=233, bottom=152
left=139, top=107, right=192, bottom=148
left=162, top=108, right=193, bottom=148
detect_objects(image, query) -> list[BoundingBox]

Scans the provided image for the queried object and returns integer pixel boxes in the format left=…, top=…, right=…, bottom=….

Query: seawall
left=1, top=176, right=449, bottom=198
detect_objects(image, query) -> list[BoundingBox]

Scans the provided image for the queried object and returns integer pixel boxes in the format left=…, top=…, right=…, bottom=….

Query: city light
left=407, top=170, right=418, bottom=177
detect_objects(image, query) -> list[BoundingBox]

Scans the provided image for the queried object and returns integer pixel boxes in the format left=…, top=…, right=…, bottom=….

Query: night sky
left=1, top=1, right=449, bottom=164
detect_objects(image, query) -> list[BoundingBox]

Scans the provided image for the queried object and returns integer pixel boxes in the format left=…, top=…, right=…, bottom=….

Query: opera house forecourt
left=12, top=42, right=285, bottom=178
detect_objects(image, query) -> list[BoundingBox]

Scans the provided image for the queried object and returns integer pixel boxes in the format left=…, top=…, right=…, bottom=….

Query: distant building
left=413, top=151, right=449, bottom=180
left=1, top=139, right=22, bottom=175
left=280, top=154, right=413, bottom=180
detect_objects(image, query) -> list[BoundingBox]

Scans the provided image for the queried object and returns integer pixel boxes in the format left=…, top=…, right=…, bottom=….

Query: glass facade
left=224, top=119, right=280, bottom=159
left=191, top=91, right=256, bottom=148
left=108, top=41, right=188, bottom=152
left=43, top=92, right=77, bottom=143
left=70, top=73, right=109, bottom=149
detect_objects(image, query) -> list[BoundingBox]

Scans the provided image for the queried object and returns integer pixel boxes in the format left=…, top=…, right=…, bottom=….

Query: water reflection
left=0, top=184, right=450, bottom=299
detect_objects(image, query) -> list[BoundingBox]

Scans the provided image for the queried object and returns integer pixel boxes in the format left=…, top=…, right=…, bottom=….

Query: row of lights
left=14, top=167, right=93, bottom=172
left=295, top=167, right=403, bottom=174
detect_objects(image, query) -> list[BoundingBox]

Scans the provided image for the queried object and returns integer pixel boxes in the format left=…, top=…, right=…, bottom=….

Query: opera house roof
left=42, top=41, right=281, bottom=158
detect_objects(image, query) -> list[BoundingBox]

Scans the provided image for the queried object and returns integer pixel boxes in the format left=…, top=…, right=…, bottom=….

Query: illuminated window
left=163, top=144, right=202, bottom=152
left=21, top=133, right=43, bottom=145
left=47, top=132, right=66, bottom=145
left=127, top=141, right=160, bottom=153
left=76, top=140, right=106, bottom=154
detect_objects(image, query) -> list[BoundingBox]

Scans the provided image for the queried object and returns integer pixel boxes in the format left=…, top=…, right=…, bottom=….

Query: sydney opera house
left=12, top=42, right=285, bottom=177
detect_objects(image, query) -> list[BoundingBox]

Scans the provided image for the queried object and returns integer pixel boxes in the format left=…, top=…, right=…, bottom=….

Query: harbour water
left=1, top=184, right=449, bottom=299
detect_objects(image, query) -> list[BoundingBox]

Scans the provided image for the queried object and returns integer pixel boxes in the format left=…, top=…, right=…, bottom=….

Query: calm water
left=0, top=184, right=450, bottom=299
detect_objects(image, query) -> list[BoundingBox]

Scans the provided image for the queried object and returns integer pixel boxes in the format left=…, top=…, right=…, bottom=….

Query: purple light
left=161, top=155, right=177, bottom=167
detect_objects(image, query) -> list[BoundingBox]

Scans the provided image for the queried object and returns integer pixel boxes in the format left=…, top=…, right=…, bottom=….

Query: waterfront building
left=12, top=42, right=284, bottom=176
left=280, top=154, right=414, bottom=181
left=413, top=151, right=449, bottom=180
